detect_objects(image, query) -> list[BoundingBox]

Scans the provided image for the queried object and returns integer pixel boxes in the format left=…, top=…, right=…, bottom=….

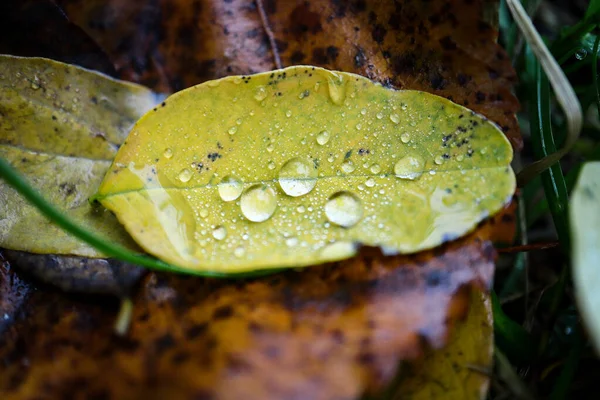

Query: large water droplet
left=327, top=72, right=346, bottom=105
left=285, top=110, right=292, bottom=117
left=390, top=114, right=400, bottom=124
left=325, top=191, right=363, bottom=227
left=434, top=155, right=444, bottom=165
left=240, top=184, right=278, bottom=222
left=394, top=155, right=424, bottom=180
left=278, top=158, right=317, bottom=197
left=254, top=86, right=267, bottom=101
left=370, top=164, right=381, bottom=174
left=228, top=126, right=238, bottom=135
left=268, top=161, right=276, bottom=170
left=575, top=48, right=588, bottom=61
left=177, top=168, right=193, bottom=183
left=217, top=175, right=244, bottom=202
left=163, top=148, right=174, bottom=159
left=376, top=112, right=384, bottom=119
left=365, top=178, right=376, bottom=188
left=341, top=160, right=355, bottom=173
left=212, top=226, right=227, bottom=240
left=316, top=130, right=330, bottom=145
left=400, top=133, right=410, bottom=143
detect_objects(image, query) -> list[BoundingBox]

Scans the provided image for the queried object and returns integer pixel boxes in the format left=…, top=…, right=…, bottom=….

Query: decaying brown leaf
left=56, top=0, right=521, bottom=149
left=0, top=0, right=520, bottom=398
left=0, top=208, right=514, bottom=399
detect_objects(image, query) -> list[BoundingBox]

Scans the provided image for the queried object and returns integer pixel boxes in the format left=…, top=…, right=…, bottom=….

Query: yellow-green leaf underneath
left=571, top=162, right=600, bottom=353
left=96, top=66, right=515, bottom=273
left=0, top=55, right=161, bottom=257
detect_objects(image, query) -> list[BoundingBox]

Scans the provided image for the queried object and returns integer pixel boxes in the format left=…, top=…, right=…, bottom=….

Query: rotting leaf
left=96, top=66, right=515, bottom=273
left=0, top=55, right=161, bottom=258
left=0, top=215, right=501, bottom=399
left=55, top=0, right=521, bottom=149
left=571, top=162, right=600, bottom=353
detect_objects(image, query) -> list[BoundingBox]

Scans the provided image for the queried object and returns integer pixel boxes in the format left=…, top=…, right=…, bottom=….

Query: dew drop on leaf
left=327, top=72, right=346, bottom=105
left=401, top=133, right=410, bottom=143
left=163, top=148, right=173, bottom=159
left=240, top=184, right=278, bottom=222
left=212, top=226, right=227, bottom=241
left=278, top=158, right=317, bottom=197
left=390, top=114, right=400, bottom=124
left=341, top=160, right=355, bottom=173
left=177, top=168, right=193, bottom=183
left=217, top=175, right=244, bottom=202
left=316, top=130, right=330, bottom=145
left=394, top=155, right=424, bottom=180
left=253, top=85, right=267, bottom=101
left=325, top=191, right=363, bottom=228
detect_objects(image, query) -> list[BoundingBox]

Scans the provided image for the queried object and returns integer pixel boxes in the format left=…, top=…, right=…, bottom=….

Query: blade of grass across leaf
left=0, top=157, right=278, bottom=279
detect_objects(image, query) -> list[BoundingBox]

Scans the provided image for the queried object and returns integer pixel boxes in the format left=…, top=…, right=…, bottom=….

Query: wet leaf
left=96, top=66, right=515, bottom=273
left=571, top=162, right=600, bottom=353
left=0, top=55, right=161, bottom=258
left=0, top=216, right=500, bottom=399
left=56, top=0, right=521, bottom=149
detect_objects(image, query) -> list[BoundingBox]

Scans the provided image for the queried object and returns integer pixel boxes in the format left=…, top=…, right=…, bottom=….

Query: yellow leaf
left=392, top=290, right=492, bottom=399
left=571, top=162, right=600, bottom=353
left=96, top=66, right=515, bottom=273
left=0, top=55, right=161, bottom=257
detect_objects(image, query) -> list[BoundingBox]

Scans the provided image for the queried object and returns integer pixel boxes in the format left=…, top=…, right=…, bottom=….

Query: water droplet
left=360, top=108, right=367, bottom=115
left=254, top=85, right=267, bottom=101
left=320, top=241, right=357, bottom=259
left=394, top=155, right=424, bottom=180
left=480, top=147, right=488, bottom=155
left=199, top=209, right=209, bottom=218
left=575, top=48, right=588, bottom=61
left=177, top=168, right=193, bottom=183
left=456, top=154, right=464, bottom=162
left=236, top=118, right=243, bottom=125
left=325, top=191, right=363, bottom=228
left=390, top=114, right=400, bottom=124
left=376, top=112, right=383, bottom=119
left=163, top=148, right=174, bottom=159
left=297, top=205, right=306, bottom=213
left=233, top=77, right=243, bottom=84
left=370, top=164, right=381, bottom=174
left=356, top=123, right=362, bottom=130
left=327, top=72, right=346, bottom=105
left=285, top=110, right=292, bottom=117
left=434, top=155, right=444, bottom=165
left=266, top=142, right=275, bottom=152
left=341, top=160, right=355, bottom=173
left=30, top=77, right=40, bottom=90
left=228, top=126, right=238, bottom=135
left=212, top=226, right=227, bottom=240
left=207, top=80, right=220, bottom=88
left=365, top=178, right=376, bottom=188
left=217, top=175, right=244, bottom=202
left=401, top=104, right=408, bottom=111
left=286, top=237, right=299, bottom=247
left=327, top=155, right=335, bottom=162
left=278, top=158, right=317, bottom=197
left=316, top=130, right=330, bottom=145
left=268, top=161, right=276, bottom=170
left=234, top=247, right=245, bottom=258
left=401, top=133, right=410, bottom=143
left=240, top=184, right=278, bottom=222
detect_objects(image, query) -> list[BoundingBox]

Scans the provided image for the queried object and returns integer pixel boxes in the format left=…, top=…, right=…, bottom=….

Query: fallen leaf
left=56, top=0, right=521, bottom=150
left=96, top=66, right=515, bottom=273
left=391, top=290, right=493, bottom=399
left=571, top=162, right=600, bottom=353
left=0, top=55, right=160, bottom=257
left=0, top=217, right=500, bottom=399
left=0, top=56, right=162, bottom=293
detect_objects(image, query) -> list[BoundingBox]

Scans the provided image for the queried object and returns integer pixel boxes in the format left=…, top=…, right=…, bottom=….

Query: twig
left=497, top=241, right=559, bottom=253
left=256, top=0, right=282, bottom=69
